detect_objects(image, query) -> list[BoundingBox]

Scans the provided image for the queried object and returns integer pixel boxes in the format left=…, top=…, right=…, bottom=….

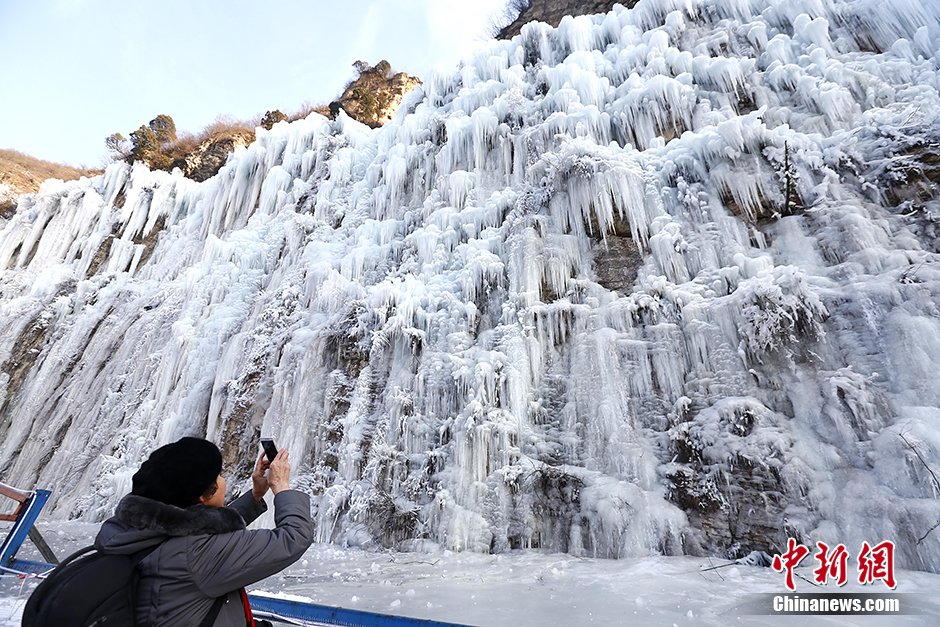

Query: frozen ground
left=2, top=522, right=938, bottom=626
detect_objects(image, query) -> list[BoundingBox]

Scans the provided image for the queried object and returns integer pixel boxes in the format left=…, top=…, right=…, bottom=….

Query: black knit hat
left=131, top=437, right=223, bottom=508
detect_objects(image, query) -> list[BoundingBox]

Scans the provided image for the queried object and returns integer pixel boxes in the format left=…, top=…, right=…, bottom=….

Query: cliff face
left=171, top=130, right=256, bottom=183
left=497, top=0, right=633, bottom=39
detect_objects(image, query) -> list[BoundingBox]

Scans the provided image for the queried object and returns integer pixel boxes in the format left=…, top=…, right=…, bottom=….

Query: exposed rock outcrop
left=331, top=61, right=422, bottom=129
left=164, top=62, right=420, bottom=182
left=171, top=130, right=256, bottom=183
left=497, top=0, right=633, bottom=39
left=0, top=184, right=16, bottom=219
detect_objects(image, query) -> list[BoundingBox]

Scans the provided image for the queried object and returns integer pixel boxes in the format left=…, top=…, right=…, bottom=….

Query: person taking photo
left=94, top=436, right=313, bottom=626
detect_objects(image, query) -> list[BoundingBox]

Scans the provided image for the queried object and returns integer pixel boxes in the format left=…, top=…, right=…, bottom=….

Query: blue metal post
left=0, top=489, right=51, bottom=567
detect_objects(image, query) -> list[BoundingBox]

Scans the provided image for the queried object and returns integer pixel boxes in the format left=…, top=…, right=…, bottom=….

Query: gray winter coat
left=94, top=490, right=314, bottom=626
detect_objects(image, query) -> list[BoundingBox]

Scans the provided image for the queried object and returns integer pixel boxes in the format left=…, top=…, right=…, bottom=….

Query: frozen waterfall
left=1, top=0, right=939, bottom=571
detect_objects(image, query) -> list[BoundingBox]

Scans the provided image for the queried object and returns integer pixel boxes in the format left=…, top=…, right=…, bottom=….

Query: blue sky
left=0, top=0, right=509, bottom=167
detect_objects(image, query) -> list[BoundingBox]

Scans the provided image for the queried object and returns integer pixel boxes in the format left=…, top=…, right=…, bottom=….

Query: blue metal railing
left=249, top=595, right=471, bottom=626
left=0, top=489, right=52, bottom=572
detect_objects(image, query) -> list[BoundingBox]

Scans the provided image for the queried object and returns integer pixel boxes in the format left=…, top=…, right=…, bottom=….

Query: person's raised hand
left=251, top=452, right=271, bottom=501
left=268, top=449, right=291, bottom=495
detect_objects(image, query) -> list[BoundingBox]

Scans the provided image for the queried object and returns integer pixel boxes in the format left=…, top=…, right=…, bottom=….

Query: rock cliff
left=171, top=130, right=257, bottom=183
left=498, top=0, right=631, bottom=38
left=331, top=60, right=423, bottom=128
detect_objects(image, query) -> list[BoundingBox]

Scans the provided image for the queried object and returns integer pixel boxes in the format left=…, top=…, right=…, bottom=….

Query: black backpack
left=22, top=545, right=225, bottom=626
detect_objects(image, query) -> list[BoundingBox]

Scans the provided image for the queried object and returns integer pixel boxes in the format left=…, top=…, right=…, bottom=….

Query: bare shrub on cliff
left=488, top=0, right=533, bottom=36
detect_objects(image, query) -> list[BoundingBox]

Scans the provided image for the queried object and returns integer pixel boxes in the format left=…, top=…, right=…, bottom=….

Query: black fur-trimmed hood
left=94, top=494, right=246, bottom=554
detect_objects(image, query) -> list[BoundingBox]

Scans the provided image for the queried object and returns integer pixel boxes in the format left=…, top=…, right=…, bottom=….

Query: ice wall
left=1, top=0, right=939, bottom=570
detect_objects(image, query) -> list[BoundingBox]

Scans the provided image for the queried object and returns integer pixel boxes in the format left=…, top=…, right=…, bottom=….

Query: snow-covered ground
left=2, top=522, right=938, bottom=626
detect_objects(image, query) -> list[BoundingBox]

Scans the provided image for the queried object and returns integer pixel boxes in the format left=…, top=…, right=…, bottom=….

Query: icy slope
left=1, top=0, right=939, bottom=570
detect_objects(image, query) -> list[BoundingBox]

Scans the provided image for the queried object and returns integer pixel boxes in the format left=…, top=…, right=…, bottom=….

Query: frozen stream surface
left=1, top=522, right=938, bottom=626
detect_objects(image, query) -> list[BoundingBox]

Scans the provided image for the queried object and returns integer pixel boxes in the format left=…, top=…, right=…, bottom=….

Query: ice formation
left=1, top=0, right=939, bottom=571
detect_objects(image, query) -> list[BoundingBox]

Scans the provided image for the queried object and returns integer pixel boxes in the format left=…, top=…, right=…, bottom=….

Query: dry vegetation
left=489, top=0, right=533, bottom=37
left=113, top=100, right=331, bottom=176
left=2, top=59, right=407, bottom=215
left=160, top=115, right=262, bottom=165
left=0, top=149, right=101, bottom=217
left=3, top=58, right=408, bottom=208
left=287, top=101, right=331, bottom=122
left=0, top=148, right=100, bottom=194
left=158, top=102, right=331, bottom=161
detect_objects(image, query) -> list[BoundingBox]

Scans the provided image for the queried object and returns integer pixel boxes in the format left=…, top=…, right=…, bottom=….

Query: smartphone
left=260, top=438, right=278, bottom=462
